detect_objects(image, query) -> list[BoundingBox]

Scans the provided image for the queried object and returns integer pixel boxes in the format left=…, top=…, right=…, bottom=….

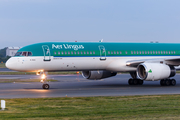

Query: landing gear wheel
left=128, top=79, right=134, bottom=85
left=42, top=84, right=50, bottom=89
left=161, top=79, right=176, bottom=86
left=170, top=79, right=176, bottom=86
left=165, top=80, right=170, bottom=86
left=133, top=79, right=138, bottom=85
left=138, top=80, right=144, bottom=85
left=160, top=80, right=165, bottom=86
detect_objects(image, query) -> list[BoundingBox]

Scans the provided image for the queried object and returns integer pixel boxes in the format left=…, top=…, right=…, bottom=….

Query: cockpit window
left=15, top=52, right=22, bottom=56
left=28, top=52, right=32, bottom=56
left=22, top=52, right=27, bottom=56
left=15, top=51, right=32, bottom=56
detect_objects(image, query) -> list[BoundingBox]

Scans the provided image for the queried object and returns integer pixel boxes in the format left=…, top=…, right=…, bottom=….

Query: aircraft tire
left=160, top=80, right=165, bottom=86
left=165, top=79, right=170, bottom=86
left=133, top=79, right=138, bottom=85
left=43, top=84, right=50, bottom=89
left=138, top=80, right=144, bottom=85
left=128, top=79, right=134, bottom=85
left=171, top=79, right=176, bottom=86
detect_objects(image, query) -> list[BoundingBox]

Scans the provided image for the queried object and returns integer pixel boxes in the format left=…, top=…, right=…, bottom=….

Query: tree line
left=0, top=48, right=10, bottom=63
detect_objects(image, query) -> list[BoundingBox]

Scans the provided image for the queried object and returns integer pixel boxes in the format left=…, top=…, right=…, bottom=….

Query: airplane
left=5, top=42, right=180, bottom=89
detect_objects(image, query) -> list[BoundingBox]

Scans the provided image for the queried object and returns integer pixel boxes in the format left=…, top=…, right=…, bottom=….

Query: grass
left=0, top=79, right=58, bottom=83
left=0, top=63, right=5, bottom=68
left=0, top=95, right=180, bottom=119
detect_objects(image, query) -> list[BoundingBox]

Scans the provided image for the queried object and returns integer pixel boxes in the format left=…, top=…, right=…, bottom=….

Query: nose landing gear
left=39, top=72, right=50, bottom=89
left=42, top=84, right=50, bottom=89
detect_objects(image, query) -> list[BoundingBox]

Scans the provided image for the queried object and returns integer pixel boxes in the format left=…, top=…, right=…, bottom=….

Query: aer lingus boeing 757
left=6, top=42, right=180, bottom=89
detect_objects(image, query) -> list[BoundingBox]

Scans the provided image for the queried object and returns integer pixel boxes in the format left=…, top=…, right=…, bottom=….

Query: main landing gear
left=128, top=79, right=144, bottom=85
left=160, top=79, right=176, bottom=86
left=39, top=72, right=50, bottom=89
left=129, top=72, right=144, bottom=85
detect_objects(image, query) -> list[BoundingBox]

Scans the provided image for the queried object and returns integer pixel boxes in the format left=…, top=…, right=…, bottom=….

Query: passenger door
left=42, top=45, right=51, bottom=61
left=99, top=45, right=106, bottom=60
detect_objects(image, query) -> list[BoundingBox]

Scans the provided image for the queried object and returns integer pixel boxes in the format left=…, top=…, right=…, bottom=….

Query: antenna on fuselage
left=99, top=39, right=103, bottom=42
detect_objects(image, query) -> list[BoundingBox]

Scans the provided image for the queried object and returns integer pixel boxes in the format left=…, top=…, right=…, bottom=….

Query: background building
left=6, top=47, right=22, bottom=57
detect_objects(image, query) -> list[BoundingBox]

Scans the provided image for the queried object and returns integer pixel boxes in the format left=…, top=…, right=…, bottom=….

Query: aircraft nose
left=6, top=58, right=17, bottom=70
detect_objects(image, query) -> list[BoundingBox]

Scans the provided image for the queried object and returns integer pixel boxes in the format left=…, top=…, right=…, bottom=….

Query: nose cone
left=6, top=58, right=17, bottom=71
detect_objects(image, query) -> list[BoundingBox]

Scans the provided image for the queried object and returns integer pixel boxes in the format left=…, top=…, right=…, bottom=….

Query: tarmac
left=0, top=73, right=180, bottom=98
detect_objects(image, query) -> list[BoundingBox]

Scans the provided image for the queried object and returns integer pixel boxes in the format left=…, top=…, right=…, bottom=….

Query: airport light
left=1, top=100, right=5, bottom=110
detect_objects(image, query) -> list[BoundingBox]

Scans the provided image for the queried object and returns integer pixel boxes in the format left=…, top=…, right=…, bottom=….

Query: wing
left=126, top=58, right=180, bottom=67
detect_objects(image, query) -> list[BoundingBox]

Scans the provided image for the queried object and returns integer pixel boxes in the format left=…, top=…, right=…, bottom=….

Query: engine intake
left=82, top=70, right=117, bottom=80
left=137, top=63, right=176, bottom=81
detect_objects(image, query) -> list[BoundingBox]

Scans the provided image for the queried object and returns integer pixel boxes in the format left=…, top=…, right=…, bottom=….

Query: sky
left=0, top=0, right=180, bottom=48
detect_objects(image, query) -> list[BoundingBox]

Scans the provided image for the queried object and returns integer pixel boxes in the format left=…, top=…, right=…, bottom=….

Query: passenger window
left=87, top=51, right=89, bottom=54
left=74, top=52, right=76, bottom=55
left=111, top=51, right=113, bottom=54
left=81, top=52, right=83, bottom=54
left=108, top=51, right=110, bottom=54
left=77, top=52, right=80, bottom=54
left=61, top=52, right=64, bottom=55
left=142, top=51, right=144, bottom=54
left=125, top=51, right=127, bottom=54
left=120, top=51, right=122, bottom=54
left=84, top=52, right=86, bottom=54
left=71, top=51, right=73, bottom=54
left=114, top=51, right=116, bottom=54
left=93, top=51, right=95, bottom=54
left=117, top=51, right=119, bottom=54
left=58, top=52, right=60, bottom=55
left=65, top=52, right=67, bottom=55
left=90, top=52, right=92, bottom=54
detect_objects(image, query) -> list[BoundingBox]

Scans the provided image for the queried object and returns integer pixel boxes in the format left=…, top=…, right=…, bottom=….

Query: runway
left=0, top=74, right=180, bottom=98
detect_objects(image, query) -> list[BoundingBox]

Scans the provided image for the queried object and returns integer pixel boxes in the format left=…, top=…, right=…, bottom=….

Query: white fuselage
left=6, top=56, right=179, bottom=73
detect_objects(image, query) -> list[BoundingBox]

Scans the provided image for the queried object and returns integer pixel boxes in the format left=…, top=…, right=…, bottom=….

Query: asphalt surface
left=0, top=74, right=180, bottom=98
left=0, top=68, right=15, bottom=72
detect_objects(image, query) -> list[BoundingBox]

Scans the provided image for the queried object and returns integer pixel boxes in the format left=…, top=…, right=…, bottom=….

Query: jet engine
left=82, top=70, right=117, bottom=80
left=137, top=63, right=176, bottom=81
